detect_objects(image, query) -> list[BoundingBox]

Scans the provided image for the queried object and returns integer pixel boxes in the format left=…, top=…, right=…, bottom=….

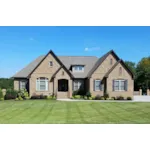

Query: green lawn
left=0, top=100, right=150, bottom=124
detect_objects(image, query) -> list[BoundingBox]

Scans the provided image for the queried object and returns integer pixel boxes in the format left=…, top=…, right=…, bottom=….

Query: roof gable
left=28, top=50, right=74, bottom=78
left=104, top=59, right=134, bottom=79
left=87, top=50, right=120, bottom=78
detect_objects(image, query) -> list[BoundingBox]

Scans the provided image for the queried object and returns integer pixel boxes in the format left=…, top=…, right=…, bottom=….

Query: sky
left=0, top=26, right=150, bottom=78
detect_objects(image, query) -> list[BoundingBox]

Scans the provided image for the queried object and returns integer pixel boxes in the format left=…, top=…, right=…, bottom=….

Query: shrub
left=104, top=93, right=109, bottom=99
left=92, top=96, right=95, bottom=100
left=110, top=97, right=115, bottom=100
left=46, top=95, right=56, bottom=100
left=100, top=96, right=105, bottom=100
left=18, top=96, right=23, bottom=101
left=127, top=97, right=132, bottom=100
left=5, top=89, right=18, bottom=100
left=18, top=89, right=29, bottom=99
left=73, top=90, right=86, bottom=96
left=78, top=90, right=86, bottom=96
left=95, top=94, right=101, bottom=100
left=31, top=95, right=41, bottom=99
left=0, top=98, right=4, bottom=101
left=116, top=96, right=124, bottom=100
left=15, top=98, right=19, bottom=101
left=72, top=91, right=78, bottom=96
left=111, top=97, right=116, bottom=100
left=89, top=97, right=93, bottom=100
left=84, top=96, right=88, bottom=100
left=0, top=88, right=4, bottom=99
left=74, top=95, right=81, bottom=99
left=86, top=91, right=91, bottom=98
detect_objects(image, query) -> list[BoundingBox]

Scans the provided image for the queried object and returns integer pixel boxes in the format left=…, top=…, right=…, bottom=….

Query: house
left=13, top=50, right=134, bottom=99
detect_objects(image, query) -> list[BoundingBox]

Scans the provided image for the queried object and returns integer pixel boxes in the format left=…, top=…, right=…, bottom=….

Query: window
left=20, top=81, right=26, bottom=90
left=94, top=80, right=102, bottom=91
left=73, top=80, right=84, bottom=91
left=110, top=58, right=113, bottom=65
left=49, top=61, right=53, bottom=67
left=119, top=67, right=122, bottom=75
left=36, top=78, right=49, bottom=91
left=73, top=65, right=84, bottom=72
left=113, top=80, right=127, bottom=91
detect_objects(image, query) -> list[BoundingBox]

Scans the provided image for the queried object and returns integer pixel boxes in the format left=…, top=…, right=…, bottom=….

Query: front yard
left=0, top=100, right=150, bottom=124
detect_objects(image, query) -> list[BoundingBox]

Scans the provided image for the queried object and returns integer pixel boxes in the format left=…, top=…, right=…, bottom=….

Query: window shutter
left=19, top=81, right=21, bottom=90
left=112, top=80, right=115, bottom=91
left=93, top=80, right=95, bottom=91
left=100, top=80, right=102, bottom=91
left=125, top=80, right=128, bottom=91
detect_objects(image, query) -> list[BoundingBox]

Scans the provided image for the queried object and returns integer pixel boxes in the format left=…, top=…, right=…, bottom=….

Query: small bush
left=100, top=96, right=105, bottom=100
left=74, top=95, right=81, bottom=99
left=116, top=96, right=124, bottom=100
left=110, top=97, right=115, bottom=100
left=18, top=89, right=29, bottom=99
left=0, top=88, right=4, bottom=99
left=89, top=97, right=93, bottom=100
left=18, top=96, right=23, bottom=100
left=111, top=97, right=116, bottom=100
left=31, top=94, right=47, bottom=100
left=86, top=91, right=91, bottom=98
left=0, top=98, right=4, bottom=101
left=84, top=96, right=88, bottom=100
left=92, top=96, right=95, bottom=100
left=72, top=91, right=78, bottom=96
left=95, top=94, right=101, bottom=100
left=127, top=97, right=132, bottom=100
left=5, top=89, right=18, bottom=100
left=104, top=93, right=109, bottom=99
left=15, top=98, right=19, bottom=101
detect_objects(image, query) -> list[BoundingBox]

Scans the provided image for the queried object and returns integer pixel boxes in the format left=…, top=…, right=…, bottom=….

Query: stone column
left=147, top=89, right=150, bottom=96
left=68, top=79, right=72, bottom=98
left=139, top=88, right=142, bottom=95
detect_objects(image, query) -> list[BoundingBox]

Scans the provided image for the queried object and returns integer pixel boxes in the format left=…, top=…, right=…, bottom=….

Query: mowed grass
left=0, top=100, right=150, bottom=124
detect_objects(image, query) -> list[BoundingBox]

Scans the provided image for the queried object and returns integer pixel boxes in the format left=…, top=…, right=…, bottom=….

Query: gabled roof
left=12, top=55, right=45, bottom=78
left=87, top=50, right=120, bottom=78
left=28, top=50, right=74, bottom=78
left=13, top=49, right=133, bottom=79
left=12, top=53, right=98, bottom=79
left=104, top=59, right=134, bottom=79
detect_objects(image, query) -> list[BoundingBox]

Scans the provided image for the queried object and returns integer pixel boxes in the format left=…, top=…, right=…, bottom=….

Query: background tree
left=136, top=57, right=150, bottom=93
left=0, top=78, right=14, bottom=89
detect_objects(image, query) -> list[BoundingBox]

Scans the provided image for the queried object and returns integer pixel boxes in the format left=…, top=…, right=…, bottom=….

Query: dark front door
left=58, top=79, right=68, bottom=92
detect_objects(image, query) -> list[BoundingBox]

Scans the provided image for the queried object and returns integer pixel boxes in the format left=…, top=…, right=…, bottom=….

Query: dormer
left=71, top=65, right=85, bottom=72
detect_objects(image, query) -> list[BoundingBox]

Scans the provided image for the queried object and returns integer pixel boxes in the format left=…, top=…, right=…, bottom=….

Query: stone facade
left=14, top=51, right=134, bottom=99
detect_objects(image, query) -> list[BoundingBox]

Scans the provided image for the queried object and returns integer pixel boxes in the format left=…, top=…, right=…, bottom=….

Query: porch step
left=57, top=92, right=69, bottom=99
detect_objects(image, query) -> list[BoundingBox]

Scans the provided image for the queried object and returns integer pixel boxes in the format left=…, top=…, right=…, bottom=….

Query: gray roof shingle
left=13, top=55, right=98, bottom=78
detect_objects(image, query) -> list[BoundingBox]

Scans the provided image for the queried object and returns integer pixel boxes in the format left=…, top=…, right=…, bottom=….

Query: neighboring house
left=13, top=50, right=134, bottom=99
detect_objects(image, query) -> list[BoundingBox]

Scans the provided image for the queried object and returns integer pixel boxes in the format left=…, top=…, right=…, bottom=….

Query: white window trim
left=72, top=65, right=84, bottom=72
left=36, top=78, right=49, bottom=92
left=49, top=61, right=53, bottom=67
left=114, top=80, right=125, bottom=91
left=73, top=80, right=84, bottom=91
left=95, top=80, right=101, bottom=91
left=20, top=81, right=26, bottom=90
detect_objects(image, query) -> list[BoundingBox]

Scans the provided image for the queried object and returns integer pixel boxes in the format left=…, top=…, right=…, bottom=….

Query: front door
left=58, top=79, right=68, bottom=92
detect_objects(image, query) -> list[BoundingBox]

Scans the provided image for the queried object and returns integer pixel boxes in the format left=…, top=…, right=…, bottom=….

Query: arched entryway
left=58, top=79, right=68, bottom=92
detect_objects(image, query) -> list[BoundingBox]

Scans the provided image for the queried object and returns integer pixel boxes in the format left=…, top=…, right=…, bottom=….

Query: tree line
left=125, top=56, right=150, bottom=93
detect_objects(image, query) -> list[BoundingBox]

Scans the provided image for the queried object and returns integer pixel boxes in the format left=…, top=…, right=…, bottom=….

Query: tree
left=125, top=61, right=136, bottom=76
left=0, top=78, right=14, bottom=89
left=136, top=57, right=150, bottom=93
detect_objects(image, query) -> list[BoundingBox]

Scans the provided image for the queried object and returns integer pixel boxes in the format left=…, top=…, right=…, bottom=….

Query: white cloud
left=84, top=47, right=100, bottom=52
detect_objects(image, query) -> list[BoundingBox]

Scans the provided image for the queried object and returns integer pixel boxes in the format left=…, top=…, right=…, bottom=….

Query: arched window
left=110, top=58, right=113, bottom=65
left=119, top=67, right=122, bottom=76
left=36, top=77, right=49, bottom=91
